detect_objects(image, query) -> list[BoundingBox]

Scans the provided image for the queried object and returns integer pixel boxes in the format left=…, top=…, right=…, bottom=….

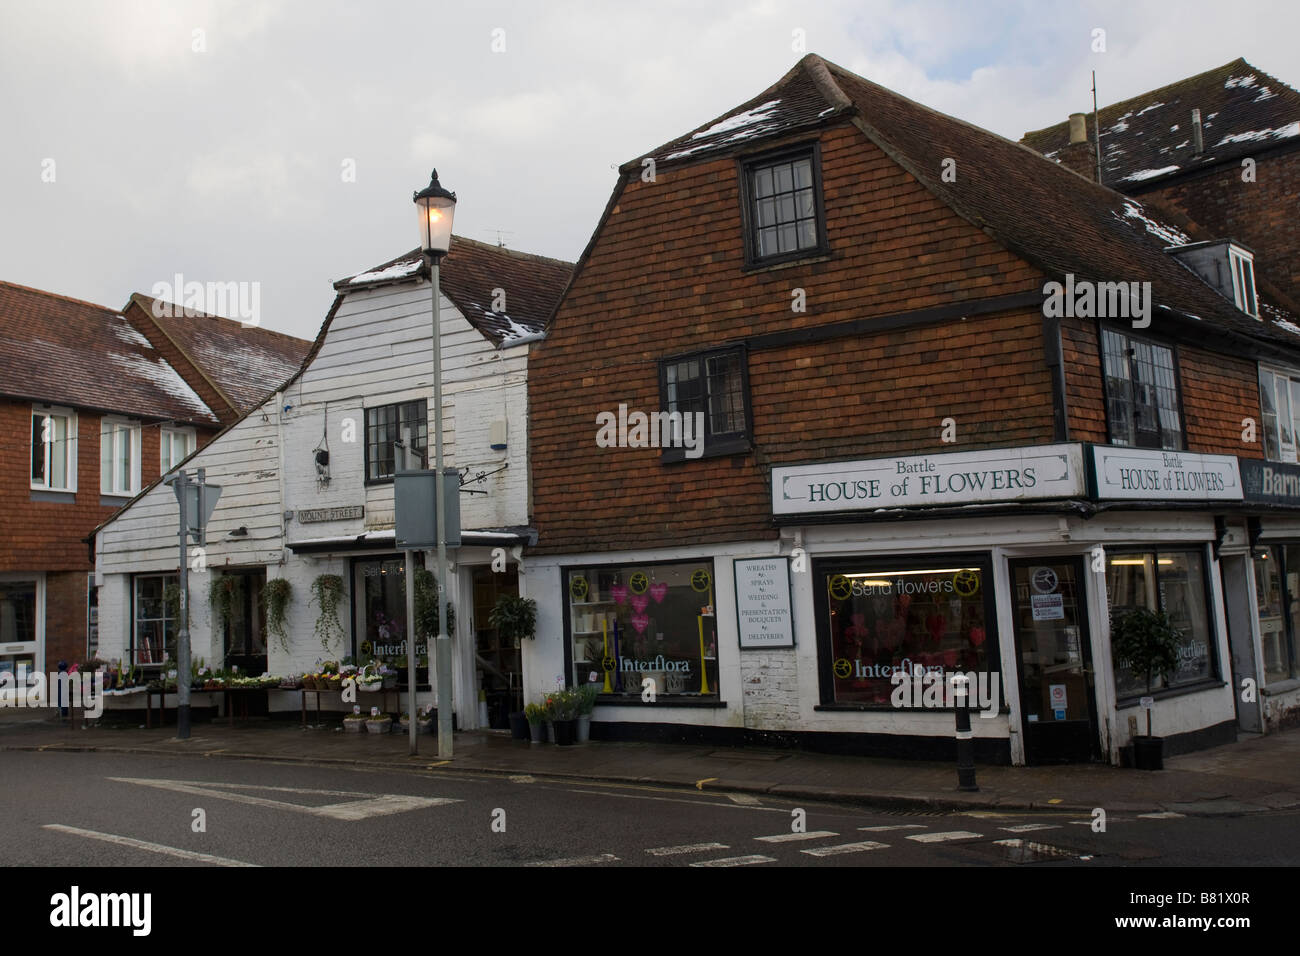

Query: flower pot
left=366, top=718, right=392, bottom=735
left=1132, top=735, right=1164, bottom=771
left=528, top=721, right=545, bottom=743
left=508, top=711, right=530, bottom=740
left=343, top=718, right=365, bottom=733
left=545, top=719, right=555, bottom=743
left=552, top=718, right=577, bottom=746
left=576, top=714, right=591, bottom=743
left=357, top=681, right=382, bottom=694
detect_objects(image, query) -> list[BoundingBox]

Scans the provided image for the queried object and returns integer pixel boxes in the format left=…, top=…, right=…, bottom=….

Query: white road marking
left=646, top=842, right=730, bottom=857
left=107, top=777, right=458, bottom=820
left=527, top=853, right=619, bottom=867
left=509, top=775, right=535, bottom=784
left=690, top=854, right=777, bottom=867
left=43, top=824, right=257, bottom=867
left=906, top=830, right=982, bottom=843
left=727, top=793, right=761, bottom=805
left=1138, top=811, right=1185, bottom=819
left=859, top=824, right=928, bottom=832
left=755, top=830, right=838, bottom=843
left=993, top=838, right=1084, bottom=859
left=801, top=840, right=890, bottom=857
left=999, top=823, right=1061, bottom=833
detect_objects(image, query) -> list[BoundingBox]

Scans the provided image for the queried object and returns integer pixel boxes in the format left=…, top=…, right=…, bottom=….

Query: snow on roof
left=1213, top=121, right=1300, bottom=147
left=111, top=322, right=153, bottom=349
left=666, top=100, right=785, bottom=160
left=1119, top=165, right=1182, bottom=183
left=496, top=313, right=545, bottom=347
left=1116, top=200, right=1192, bottom=247
left=1135, top=102, right=1165, bottom=116
left=105, top=347, right=213, bottom=419
left=347, top=257, right=423, bottom=285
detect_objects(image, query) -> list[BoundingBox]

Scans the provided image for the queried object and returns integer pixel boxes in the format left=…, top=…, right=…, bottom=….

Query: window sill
left=1115, top=678, right=1225, bottom=709
left=742, top=250, right=832, bottom=275
left=594, top=696, right=726, bottom=708
left=1261, top=677, right=1300, bottom=696
left=814, top=703, right=1009, bottom=715
left=100, top=494, right=135, bottom=507
left=30, top=490, right=75, bottom=503
left=661, top=438, right=751, bottom=464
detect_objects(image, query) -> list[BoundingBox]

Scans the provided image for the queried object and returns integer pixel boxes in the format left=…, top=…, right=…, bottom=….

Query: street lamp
left=413, top=169, right=456, bottom=757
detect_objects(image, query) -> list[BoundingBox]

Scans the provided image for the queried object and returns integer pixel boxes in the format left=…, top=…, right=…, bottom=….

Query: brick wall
left=1135, top=145, right=1300, bottom=305
left=45, top=570, right=87, bottom=665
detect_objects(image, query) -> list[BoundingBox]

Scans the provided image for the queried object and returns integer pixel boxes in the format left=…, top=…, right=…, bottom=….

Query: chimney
left=1068, top=113, right=1088, bottom=144
left=1192, top=108, right=1204, bottom=155
left=1054, top=113, right=1096, bottom=181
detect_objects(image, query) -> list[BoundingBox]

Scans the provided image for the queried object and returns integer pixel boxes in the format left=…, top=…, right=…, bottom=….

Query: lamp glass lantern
left=414, top=169, right=457, bottom=256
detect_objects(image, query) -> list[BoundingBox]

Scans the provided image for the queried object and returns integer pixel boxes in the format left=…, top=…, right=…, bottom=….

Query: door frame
left=1008, top=555, right=1103, bottom=764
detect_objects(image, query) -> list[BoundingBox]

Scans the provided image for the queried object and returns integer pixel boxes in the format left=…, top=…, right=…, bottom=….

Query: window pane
left=798, top=220, right=818, bottom=249
left=31, top=416, right=45, bottom=484
left=1157, top=552, right=1212, bottom=687
left=778, top=224, right=797, bottom=252
left=797, top=187, right=815, bottom=218
left=565, top=561, right=719, bottom=697
left=1280, top=378, right=1294, bottom=451
left=705, top=353, right=744, bottom=435
left=1258, top=547, right=1288, bottom=684
left=773, top=162, right=793, bottom=193
left=1107, top=553, right=1158, bottom=697
left=118, top=427, right=131, bottom=492
left=757, top=198, right=776, bottom=227
left=758, top=227, right=778, bottom=257
left=0, top=581, right=37, bottom=643
left=49, top=416, right=67, bottom=488
left=1260, top=369, right=1280, bottom=460
left=753, top=167, right=773, bottom=198
left=1241, top=262, right=1257, bottom=315
left=793, top=159, right=812, bottom=189
left=822, top=564, right=994, bottom=706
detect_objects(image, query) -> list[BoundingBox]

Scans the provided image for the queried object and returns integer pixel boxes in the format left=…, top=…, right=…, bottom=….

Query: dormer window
left=740, top=144, right=829, bottom=268
left=1229, top=247, right=1259, bottom=318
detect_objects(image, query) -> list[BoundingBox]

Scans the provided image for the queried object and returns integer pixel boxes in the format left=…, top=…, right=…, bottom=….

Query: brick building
left=0, top=281, right=308, bottom=679
left=525, top=55, right=1300, bottom=765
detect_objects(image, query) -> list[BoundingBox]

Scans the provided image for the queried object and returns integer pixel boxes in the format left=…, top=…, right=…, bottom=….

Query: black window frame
left=364, top=400, right=429, bottom=485
left=657, top=344, right=753, bottom=462
left=738, top=141, right=830, bottom=269
left=1099, top=324, right=1186, bottom=451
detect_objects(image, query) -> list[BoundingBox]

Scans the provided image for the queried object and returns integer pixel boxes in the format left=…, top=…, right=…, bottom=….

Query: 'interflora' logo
left=151, top=273, right=261, bottom=328
left=50, top=886, right=151, bottom=936
left=595, top=403, right=705, bottom=459
left=0, top=667, right=103, bottom=719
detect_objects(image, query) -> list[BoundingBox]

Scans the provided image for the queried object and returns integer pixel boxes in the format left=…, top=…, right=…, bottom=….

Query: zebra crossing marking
left=801, top=840, right=890, bottom=857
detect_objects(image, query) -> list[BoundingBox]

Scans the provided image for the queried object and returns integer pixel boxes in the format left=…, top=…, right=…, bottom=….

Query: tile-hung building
left=0, top=281, right=305, bottom=680
left=93, top=237, right=572, bottom=729
left=525, top=54, right=1300, bottom=766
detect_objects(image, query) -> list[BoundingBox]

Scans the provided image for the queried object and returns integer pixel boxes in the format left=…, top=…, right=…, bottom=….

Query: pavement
left=2, top=708, right=1298, bottom=815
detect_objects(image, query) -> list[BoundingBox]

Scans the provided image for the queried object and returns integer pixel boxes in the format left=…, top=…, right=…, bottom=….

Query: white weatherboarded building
left=93, top=238, right=573, bottom=728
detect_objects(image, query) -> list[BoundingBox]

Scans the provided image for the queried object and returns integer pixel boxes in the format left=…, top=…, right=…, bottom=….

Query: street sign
left=167, top=473, right=222, bottom=544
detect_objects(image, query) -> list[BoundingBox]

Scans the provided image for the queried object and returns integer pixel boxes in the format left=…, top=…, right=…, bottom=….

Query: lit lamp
left=413, top=169, right=456, bottom=757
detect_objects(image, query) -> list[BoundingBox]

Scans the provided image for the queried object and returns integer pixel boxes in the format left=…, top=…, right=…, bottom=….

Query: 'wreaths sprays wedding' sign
left=771, top=444, right=1086, bottom=515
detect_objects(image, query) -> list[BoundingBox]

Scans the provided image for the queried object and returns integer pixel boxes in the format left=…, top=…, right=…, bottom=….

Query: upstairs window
left=100, top=418, right=141, bottom=497
left=1101, top=327, right=1183, bottom=450
left=658, top=345, right=751, bottom=461
left=161, top=426, right=196, bottom=474
left=31, top=407, right=76, bottom=492
left=365, top=400, right=428, bottom=482
left=1229, top=248, right=1259, bottom=318
left=741, top=145, right=828, bottom=267
left=1259, top=367, right=1300, bottom=462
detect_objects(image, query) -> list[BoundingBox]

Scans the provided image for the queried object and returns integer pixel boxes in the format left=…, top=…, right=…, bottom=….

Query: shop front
left=0, top=574, right=42, bottom=687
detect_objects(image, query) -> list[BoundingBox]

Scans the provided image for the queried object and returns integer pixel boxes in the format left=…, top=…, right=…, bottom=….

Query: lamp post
left=414, top=169, right=456, bottom=758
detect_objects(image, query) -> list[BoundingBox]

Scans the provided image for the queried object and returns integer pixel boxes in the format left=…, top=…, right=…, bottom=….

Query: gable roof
left=1021, top=58, right=1300, bottom=189
left=334, top=235, right=574, bottom=347
left=125, top=294, right=311, bottom=416
left=0, top=281, right=219, bottom=425
left=607, top=54, right=1300, bottom=355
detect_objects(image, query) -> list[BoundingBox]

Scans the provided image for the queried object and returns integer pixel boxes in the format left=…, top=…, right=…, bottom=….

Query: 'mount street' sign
left=771, top=444, right=1086, bottom=516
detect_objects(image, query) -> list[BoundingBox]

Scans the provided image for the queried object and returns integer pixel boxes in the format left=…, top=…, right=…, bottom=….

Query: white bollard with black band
left=950, top=673, right=979, bottom=792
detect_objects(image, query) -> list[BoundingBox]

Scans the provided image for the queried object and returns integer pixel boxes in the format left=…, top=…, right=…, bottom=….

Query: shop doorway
left=473, top=566, right=521, bottom=729
left=220, top=569, right=268, bottom=678
left=1009, top=558, right=1101, bottom=764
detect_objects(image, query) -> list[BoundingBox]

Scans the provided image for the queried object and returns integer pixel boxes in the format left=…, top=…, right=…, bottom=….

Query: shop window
left=161, top=426, right=196, bottom=473
left=565, top=560, right=719, bottom=698
left=1100, top=328, right=1183, bottom=450
left=741, top=145, right=828, bottom=266
left=365, top=401, right=428, bottom=483
left=1258, top=367, right=1300, bottom=462
left=1106, top=550, right=1216, bottom=696
left=31, top=407, right=76, bottom=492
left=658, top=346, right=751, bottom=460
left=352, top=557, right=445, bottom=682
left=0, top=579, right=36, bottom=683
left=132, top=574, right=178, bottom=669
left=86, top=574, right=99, bottom=659
left=1251, top=546, right=1300, bottom=684
left=814, top=559, right=998, bottom=707
left=101, top=418, right=142, bottom=497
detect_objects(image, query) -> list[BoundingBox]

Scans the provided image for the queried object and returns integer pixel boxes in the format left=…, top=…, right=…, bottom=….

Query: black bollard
left=951, top=674, right=979, bottom=792
left=57, top=660, right=68, bottom=718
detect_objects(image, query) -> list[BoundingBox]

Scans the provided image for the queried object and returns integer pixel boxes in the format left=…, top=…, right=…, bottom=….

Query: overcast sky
left=2, top=0, right=1296, bottom=341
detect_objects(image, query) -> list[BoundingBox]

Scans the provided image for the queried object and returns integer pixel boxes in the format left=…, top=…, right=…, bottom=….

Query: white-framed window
left=30, top=406, right=77, bottom=492
left=1229, top=247, right=1259, bottom=318
left=1260, top=366, right=1300, bottom=462
left=161, top=426, right=196, bottom=473
left=101, top=418, right=142, bottom=497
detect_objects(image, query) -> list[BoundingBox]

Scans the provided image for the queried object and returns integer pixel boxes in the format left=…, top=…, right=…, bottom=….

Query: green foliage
left=523, top=702, right=547, bottom=724
left=546, top=689, right=579, bottom=720
left=264, top=578, right=292, bottom=654
left=576, top=683, right=600, bottom=715
left=1111, top=607, right=1183, bottom=736
left=413, top=568, right=455, bottom=640
left=209, top=574, right=243, bottom=633
left=489, top=594, right=537, bottom=643
left=311, top=575, right=345, bottom=652
left=163, top=582, right=190, bottom=628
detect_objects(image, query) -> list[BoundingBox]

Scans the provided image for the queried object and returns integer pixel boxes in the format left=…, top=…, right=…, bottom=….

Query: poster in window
left=734, top=557, right=794, bottom=649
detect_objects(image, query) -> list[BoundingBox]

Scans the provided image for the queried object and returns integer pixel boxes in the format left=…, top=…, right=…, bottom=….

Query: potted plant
left=1110, top=607, right=1182, bottom=770
left=575, top=683, right=599, bottom=742
left=550, top=689, right=578, bottom=746
left=311, top=574, right=346, bottom=652
left=523, top=702, right=547, bottom=743
left=413, top=568, right=455, bottom=641
left=355, top=663, right=383, bottom=694
left=365, top=706, right=392, bottom=735
left=507, top=707, right=530, bottom=741
left=489, top=594, right=537, bottom=647
left=342, top=706, right=366, bottom=733
left=209, top=575, right=243, bottom=636
left=264, top=577, right=292, bottom=655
